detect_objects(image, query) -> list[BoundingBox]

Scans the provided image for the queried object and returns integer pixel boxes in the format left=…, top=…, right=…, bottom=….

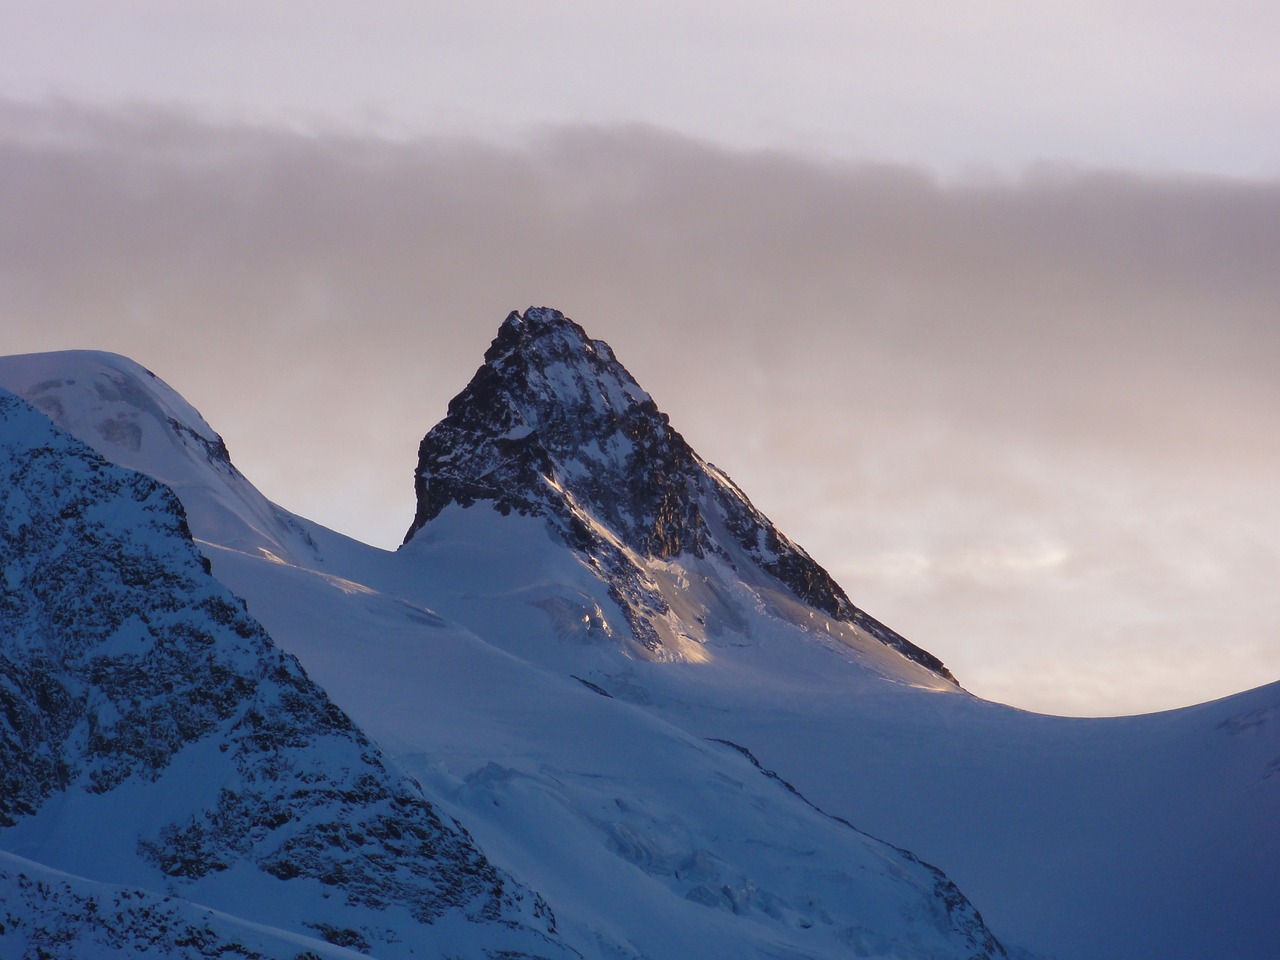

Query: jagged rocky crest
left=406, top=307, right=953, bottom=680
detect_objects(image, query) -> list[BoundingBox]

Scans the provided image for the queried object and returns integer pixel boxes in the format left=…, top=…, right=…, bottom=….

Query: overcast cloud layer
left=4, top=1, right=1279, bottom=177
left=3, top=101, right=1278, bottom=716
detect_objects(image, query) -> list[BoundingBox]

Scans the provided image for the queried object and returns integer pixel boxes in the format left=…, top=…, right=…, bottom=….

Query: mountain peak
left=478, top=306, right=653, bottom=433
left=493, top=304, right=597, bottom=352
left=406, top=307, right=954, bottom=681
left=405, top=306, right=698, bottom=559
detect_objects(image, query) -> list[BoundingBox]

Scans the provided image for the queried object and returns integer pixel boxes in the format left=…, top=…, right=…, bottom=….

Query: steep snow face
left=0, top=351, right=318, bottom=563
left=203, top=532, right=1009, bottom=960
left=0, top=390, right=566, bottom=960
left=406, top=307, right=954, bottom=680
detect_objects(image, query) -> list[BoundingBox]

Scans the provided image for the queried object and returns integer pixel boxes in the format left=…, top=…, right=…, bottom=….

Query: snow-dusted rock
left=0, top=389, right=567, bottom=959
left=406, top=307, right=953, bottom=678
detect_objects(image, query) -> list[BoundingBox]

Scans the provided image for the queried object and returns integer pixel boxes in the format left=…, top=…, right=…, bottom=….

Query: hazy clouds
left=3, top=100, right=1278, bottom=715
left=4, top=2, right=1278, bottom=176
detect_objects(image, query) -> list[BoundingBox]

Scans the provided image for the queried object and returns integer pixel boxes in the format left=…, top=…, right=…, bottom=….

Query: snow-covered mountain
left=1, top=309, right=1277, bottom=960
left=406, top=307, right=952, bottom=680
left=0, top=387, right=566, bottom=959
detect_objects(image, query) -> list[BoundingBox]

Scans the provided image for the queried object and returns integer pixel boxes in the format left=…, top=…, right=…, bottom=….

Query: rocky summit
left=406, top=306, right=953, bottom=678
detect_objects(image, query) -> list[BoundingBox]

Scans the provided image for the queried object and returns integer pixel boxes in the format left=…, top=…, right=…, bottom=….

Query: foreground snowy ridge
left=0, top=388, right=568, bottom=959
left=1, top=308, right=1277, bottom=960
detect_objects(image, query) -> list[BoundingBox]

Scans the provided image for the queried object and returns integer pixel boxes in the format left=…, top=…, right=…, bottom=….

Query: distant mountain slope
left=0, top=388, right=567, bottom=960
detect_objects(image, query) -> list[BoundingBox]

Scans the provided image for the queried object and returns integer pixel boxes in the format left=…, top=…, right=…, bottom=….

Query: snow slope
left=201, top=533, right=1003, bottom=960
left=0, top=350, right=319, bottom=562
left=3, top=310, right=1277, bottom=960
left=237, top=499, right=1280, bottom=960
left=0, top=388, right=568, bottom=959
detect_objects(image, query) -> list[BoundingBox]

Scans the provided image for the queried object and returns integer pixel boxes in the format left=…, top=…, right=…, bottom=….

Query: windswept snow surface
left=0, top=350, right=320, bottom=562
left=3, top=336, right=1278, bottom=960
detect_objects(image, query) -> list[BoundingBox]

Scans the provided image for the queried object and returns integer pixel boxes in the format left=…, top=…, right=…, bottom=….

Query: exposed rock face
left=406, top=307, right=953, bottom=680
left=0, top=389, right=565, bottom=959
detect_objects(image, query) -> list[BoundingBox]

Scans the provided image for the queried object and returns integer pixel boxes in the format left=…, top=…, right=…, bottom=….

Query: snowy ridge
left=0, top=351, right=318, bottom=563
left=0, top=850, right=370, bottom=960
left=406, top=307, right=953, bottom=680
left=0, top=389, right=567, bottom=959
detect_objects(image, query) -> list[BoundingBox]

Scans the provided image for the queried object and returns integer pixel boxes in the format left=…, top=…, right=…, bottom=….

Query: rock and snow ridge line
left=407, top=306, right=955, bottom=681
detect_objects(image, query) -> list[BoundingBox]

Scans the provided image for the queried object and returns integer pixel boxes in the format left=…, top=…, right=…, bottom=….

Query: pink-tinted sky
left=5, top=1, right=1279, bottom=175
left=2, top=4, right=1277, bottom=716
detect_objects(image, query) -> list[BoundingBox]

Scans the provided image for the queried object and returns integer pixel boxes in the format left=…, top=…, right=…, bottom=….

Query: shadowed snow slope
left=0, top=388, right=567, bottom=960
left=3, top=309, right=1278, bottom=960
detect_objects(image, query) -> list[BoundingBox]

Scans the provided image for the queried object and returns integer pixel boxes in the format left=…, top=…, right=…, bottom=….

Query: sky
left=2, top=3, right=1278, bottom=716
